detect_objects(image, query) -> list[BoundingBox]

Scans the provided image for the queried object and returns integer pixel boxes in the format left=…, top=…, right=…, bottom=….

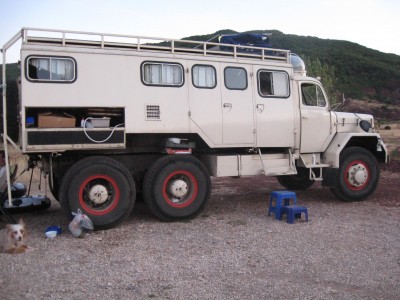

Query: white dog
left=0, top=219, right=33, bottom=254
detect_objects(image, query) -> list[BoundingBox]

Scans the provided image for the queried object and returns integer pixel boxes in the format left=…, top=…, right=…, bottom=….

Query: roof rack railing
left=22, top=27, right=290, bottom=63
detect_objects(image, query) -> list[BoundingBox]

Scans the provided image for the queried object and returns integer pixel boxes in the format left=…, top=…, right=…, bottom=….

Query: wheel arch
left=323, top=133, right=388, bottom=168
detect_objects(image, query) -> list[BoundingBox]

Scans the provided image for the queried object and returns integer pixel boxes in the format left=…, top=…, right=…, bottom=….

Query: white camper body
left=1, top=28, right=388, bottom=229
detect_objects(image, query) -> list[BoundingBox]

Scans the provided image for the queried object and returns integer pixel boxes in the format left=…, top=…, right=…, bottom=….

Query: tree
left=302, top=56, right=339, bottom=106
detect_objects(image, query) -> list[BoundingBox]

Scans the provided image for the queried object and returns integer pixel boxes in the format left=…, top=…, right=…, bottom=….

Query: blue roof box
left=219, top=33, right=272, bottom=52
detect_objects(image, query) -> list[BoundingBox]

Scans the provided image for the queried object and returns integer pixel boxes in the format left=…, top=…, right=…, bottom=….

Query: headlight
left=359, top=120, right=372, bottom=132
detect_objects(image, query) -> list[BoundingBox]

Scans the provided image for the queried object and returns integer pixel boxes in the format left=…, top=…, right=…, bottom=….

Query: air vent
left=146, top=105, right=161, bottom=120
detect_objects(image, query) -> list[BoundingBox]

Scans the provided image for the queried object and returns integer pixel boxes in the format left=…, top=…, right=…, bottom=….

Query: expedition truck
left=1, top=28, right=388, bottom=229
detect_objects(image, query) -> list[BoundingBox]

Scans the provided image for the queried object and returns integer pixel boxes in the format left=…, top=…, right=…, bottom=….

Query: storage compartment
left=23, top=107, right=126, bottom=151
left=25, top=107, right=124, bottom=128
left=25, top=128, right=126, bottom=151
left=38, top=112, right=76, bottom=128
left=201, top=153, right=296, bottom=177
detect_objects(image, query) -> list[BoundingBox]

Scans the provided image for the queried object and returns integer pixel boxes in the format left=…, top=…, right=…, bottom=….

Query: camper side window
left=224, top=67, right=247, bottom=90
left=142, top=62, right=184, bottom=87
left=258, top=70, right=289, bottom=97
left=26, top=56, right=76, bottom=82
left=192, top=65, right=216, bottom=89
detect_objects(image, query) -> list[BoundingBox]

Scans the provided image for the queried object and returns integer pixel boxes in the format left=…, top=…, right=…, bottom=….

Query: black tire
left=143, top=155, right=211, bottom=221
left=276, top=167, right=315, bottom=190
left=330, top=147, right=380, bottom=202
left=49, top=175, right=60, bottom=201
left=59, top=156, right=136, bottom=230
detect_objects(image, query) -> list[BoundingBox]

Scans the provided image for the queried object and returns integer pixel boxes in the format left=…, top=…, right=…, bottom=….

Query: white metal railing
left=1, top=29, right=24, bottom=206
left=22, top=27, right=291, bottom=63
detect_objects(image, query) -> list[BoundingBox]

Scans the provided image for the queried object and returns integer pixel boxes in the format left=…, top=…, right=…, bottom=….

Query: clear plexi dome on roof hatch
left=290, top=53, right=306, bottom=76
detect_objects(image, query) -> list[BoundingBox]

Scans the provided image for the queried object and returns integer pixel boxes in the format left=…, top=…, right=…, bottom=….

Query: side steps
left=258, top=148, right=297, bottom=176
left=299, top=153, right=330, bottom=181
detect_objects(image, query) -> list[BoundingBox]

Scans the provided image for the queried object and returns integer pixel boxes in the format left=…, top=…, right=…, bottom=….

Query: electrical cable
left=82, top=117, right=124, bottom=143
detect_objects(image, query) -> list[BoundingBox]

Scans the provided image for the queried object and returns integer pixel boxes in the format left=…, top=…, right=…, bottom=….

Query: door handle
left=256, top=104, right=264, bottom=112
left=223, top=103, right=232, bottom=108
left=302, top=116, right=309, bottom=120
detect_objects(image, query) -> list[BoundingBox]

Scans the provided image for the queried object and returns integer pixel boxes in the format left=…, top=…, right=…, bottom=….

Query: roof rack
left=22, top=27, right=290, bottom=63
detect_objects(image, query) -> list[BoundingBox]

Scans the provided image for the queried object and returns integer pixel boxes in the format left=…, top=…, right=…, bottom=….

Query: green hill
left=264, top=30, right=400, bottom=103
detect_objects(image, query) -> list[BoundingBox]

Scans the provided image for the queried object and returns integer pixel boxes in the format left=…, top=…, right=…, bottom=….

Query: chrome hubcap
left=88, top=184, right=109, bottom=204
left=347, top=164, right=368, bottom=187
left=169, top=179, right=188, bottom=199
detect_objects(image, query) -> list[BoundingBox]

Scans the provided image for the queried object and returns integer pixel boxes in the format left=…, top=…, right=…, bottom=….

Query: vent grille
left=146, top=105, right=161, bottom=120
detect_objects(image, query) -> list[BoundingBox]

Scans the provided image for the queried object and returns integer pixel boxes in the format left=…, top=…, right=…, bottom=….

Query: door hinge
left=188, top=111, right=191, bottom=117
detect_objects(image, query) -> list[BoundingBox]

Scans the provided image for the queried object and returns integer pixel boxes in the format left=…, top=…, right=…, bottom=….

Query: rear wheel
left=330, top=147, right=379, bottom=202
left=276, top=167, right=315, bottom=190
left=49, top=175, right=60, bottom=201
left=59, top=156, right=136, bottom=230
left=143, top=155, right=211, bottom=221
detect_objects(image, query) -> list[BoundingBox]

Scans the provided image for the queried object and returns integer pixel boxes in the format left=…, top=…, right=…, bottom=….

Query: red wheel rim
left=344, top=160, right=371, bottom=191
left=78, top=175, right=120, bottom=215
left=162, top=170, right=198, bottom=208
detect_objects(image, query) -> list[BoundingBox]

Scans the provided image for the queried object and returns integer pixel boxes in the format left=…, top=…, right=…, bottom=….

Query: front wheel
left=143, top=155, right=211, bottom=221
left=59, top=156, right=136, bottom=230
left=330, top=147, right=380, bottom=202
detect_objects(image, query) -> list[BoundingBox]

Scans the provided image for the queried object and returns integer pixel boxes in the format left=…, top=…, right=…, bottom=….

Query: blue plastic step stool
left=281, top=205, right=308, bottom=224
left=268, top=191, right=297, bottom=220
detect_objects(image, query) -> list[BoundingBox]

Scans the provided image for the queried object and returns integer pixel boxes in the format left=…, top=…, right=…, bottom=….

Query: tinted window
left=224, top=67, right=247, bottom=90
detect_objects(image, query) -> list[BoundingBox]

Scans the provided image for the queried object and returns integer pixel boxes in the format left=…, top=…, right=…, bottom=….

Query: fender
left=323, top=132, right=388, bottom=168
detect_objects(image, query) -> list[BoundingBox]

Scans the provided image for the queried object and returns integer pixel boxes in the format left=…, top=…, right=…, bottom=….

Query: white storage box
left=89, top=117, right=110, bottom=128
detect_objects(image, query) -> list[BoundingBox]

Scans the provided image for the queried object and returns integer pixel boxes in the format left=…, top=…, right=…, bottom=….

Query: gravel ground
left=1, top=171, right=399, bottom=299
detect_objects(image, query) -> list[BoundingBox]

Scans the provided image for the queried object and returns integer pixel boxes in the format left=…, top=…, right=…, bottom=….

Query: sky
left=1, top=0, right=399, bottom=64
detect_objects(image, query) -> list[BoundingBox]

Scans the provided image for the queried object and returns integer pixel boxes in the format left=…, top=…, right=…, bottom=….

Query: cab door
left=299, top=82, right=333, bottom=153
left=220, top=63, right=255, bottom=145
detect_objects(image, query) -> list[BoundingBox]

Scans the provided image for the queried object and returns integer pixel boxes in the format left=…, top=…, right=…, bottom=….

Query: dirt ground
left=378, top=122, right=400, bottom=160
left=0, top=168, right=399, bottom=299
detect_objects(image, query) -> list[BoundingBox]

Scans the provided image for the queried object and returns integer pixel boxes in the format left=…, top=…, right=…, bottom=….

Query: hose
left=82, top=117, right=124, bottom=144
